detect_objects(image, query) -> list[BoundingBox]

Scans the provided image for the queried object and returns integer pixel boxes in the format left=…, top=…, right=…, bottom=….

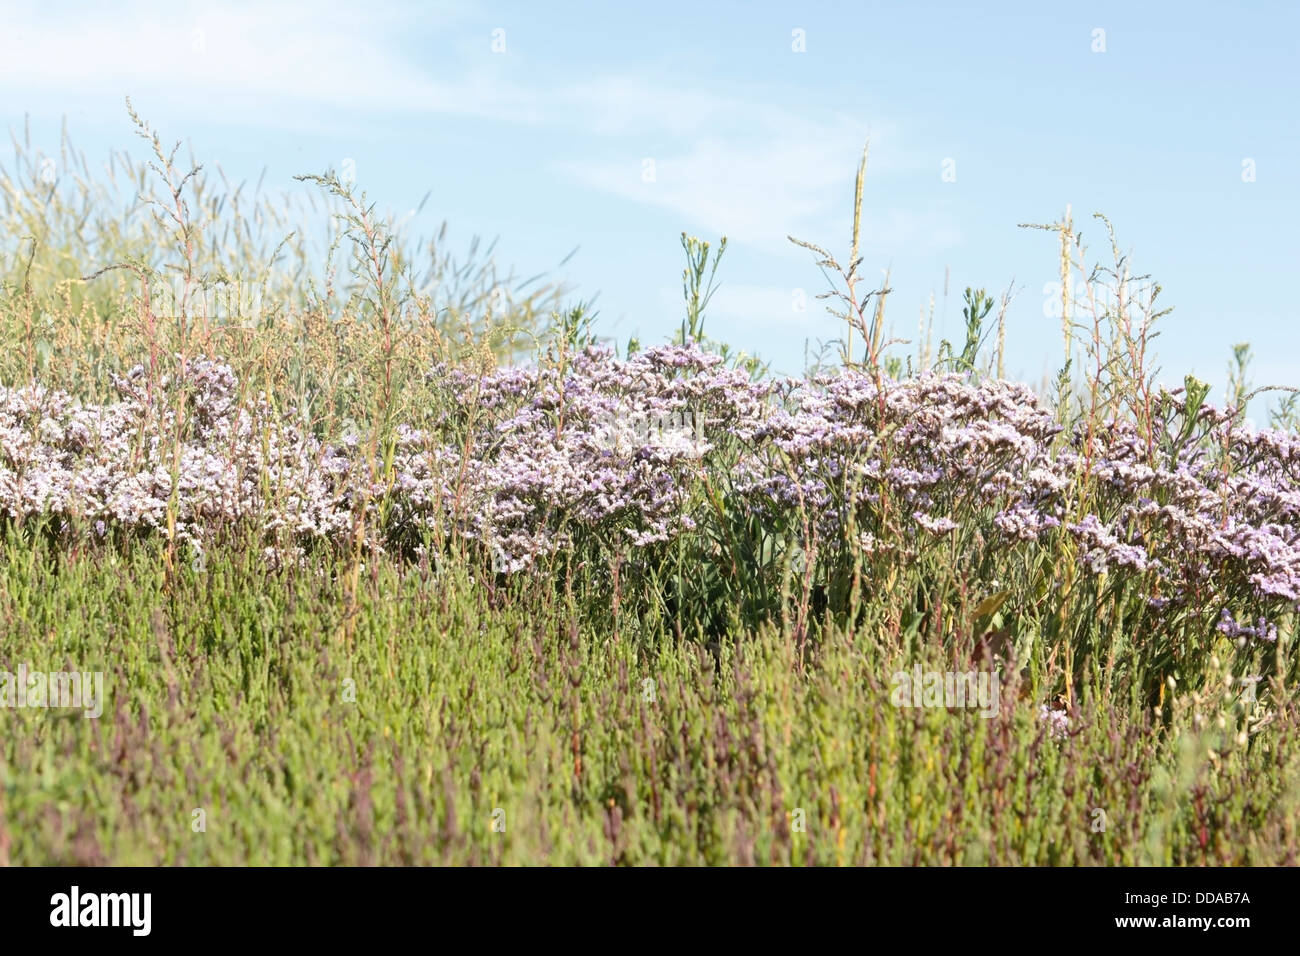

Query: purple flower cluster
left=1037, top=704, right=1071, bottom=739
left=1079, top=404, right=1300, bottom=624
left=420, top=344, right=771, bottom=568
left=735, top=371, right=1066, bottom=550
left=1217, top=608, right=1278, bottom=643
left=0, top=357, right=353, bottom=558
left=1066, top=514, right=1154, bottom=574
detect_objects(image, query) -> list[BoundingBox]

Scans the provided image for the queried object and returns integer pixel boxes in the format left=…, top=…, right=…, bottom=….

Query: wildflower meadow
left=1, top=108, right=1297, bottom=868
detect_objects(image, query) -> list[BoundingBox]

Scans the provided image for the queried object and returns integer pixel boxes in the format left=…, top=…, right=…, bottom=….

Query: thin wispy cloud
left=562, top=133, right=959, bottom=254
left=0, top=0, right=536, bottom=125
left=549, top=82, right=953, bottom=255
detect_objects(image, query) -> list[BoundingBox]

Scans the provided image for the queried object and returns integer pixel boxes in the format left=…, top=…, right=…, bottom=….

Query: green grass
left=1, top=533, right=1297, bottom=865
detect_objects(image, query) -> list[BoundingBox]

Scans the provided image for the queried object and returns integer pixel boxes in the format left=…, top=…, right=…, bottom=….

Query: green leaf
left=972, top=589, right=1011, bottom=623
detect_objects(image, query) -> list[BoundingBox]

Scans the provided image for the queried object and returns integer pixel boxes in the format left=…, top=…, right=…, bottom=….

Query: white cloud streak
left=1, top=1, right=959, bottom=255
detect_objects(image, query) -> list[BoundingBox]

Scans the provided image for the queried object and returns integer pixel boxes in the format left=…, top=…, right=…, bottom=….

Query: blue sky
left=2, top=0, right=1297, bottom=397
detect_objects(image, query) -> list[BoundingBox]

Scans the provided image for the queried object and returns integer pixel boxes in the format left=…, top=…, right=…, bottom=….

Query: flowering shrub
left=0, top=358, right=355, bottom=562
left=1, top=346, right=1295, bottom=700
left=419, top=343, right=771, bottom=569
